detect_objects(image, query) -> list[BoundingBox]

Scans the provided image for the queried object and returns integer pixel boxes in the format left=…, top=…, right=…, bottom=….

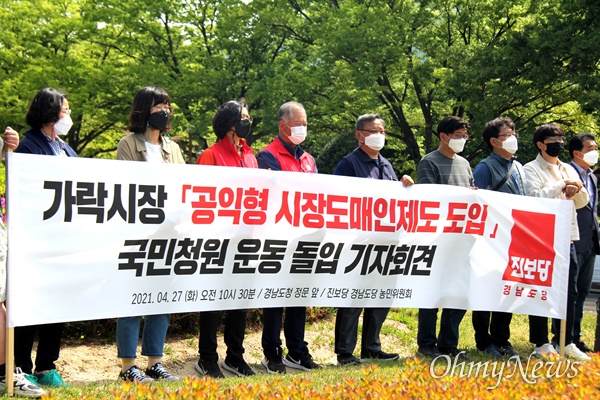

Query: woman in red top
left=196, top=99, right=257, bottom=168
left=195, top=99, right=257, bottom=378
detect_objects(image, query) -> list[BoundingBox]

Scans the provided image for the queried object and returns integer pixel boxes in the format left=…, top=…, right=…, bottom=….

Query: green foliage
left=1, top=0, right=599, bottom=173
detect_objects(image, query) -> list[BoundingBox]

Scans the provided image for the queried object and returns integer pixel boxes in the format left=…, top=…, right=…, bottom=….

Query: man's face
left=444, top=127, right=469, bottom=142
left=356, top=119, right=385, bottom=142
left=574, top=138, right=598, bottom=164
left=537, top=135, right=565, bottom=154
left=491, top=125, right=517, bottom=149
left=577, top=139, right=598, bottom=156
left=279, top=106, right=308, bottom=142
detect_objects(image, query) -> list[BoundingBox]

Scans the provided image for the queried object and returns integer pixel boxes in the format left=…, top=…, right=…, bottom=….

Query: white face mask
left=448, top=137, right=466, bottom=153
left=288, top=125, right=307, bottom=145
left=501, top=135, right=518, bottom=154
left=363, top=132, right=385, bottom=151
left=53, top=115, right=73, bottom=136
left=582, top=150, right=599, bottom=166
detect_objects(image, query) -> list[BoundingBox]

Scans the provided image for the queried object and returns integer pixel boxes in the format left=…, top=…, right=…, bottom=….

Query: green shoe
left=35, top=370, right=68, bottom=387
left=24, top=374, right=38, bottom=385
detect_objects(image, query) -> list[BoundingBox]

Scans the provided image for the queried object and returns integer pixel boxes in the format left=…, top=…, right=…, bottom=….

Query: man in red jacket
left=257, top=101, right=320, bottom=374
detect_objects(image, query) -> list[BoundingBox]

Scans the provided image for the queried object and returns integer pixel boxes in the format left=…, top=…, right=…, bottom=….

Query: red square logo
left=502, top=210, right=555, bottom=287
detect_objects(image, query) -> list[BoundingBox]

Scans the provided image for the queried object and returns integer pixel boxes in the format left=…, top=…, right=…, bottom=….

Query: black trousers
left=261, top=307, right=307, bottom=359
left=472, top=311, right=512, bottom=350
left=417, top=308, right=466, bottom=351
left=198, top=309, right=247, bottom=363
left=334, top=307, right=389, bottom=357
left=551, top=243, right=579, bottom=345
left=14, top=323, right=63, bottom=374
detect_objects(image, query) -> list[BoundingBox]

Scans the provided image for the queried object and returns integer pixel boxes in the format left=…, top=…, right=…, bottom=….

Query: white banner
left=6, top=153, right=572, bottom=327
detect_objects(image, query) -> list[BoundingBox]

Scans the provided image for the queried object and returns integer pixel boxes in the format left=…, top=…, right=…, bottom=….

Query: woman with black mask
left=115, top=87, right=184, bottom=383
left=194, top=99, right=257, bottom=378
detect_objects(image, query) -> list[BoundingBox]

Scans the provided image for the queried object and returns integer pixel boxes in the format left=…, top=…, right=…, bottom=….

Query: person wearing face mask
left=116, top=87, right=184, bottom=164
left=471, top=117, right=525, bottom=360
left=256, top=101, right=321, bottom=374
left=332, top=113, right=414, bottom=366
left=256, top=101, right=316, bottom=173
left=115, top=87, right=184, bottom=383
left=566, top=133, right=599, bottom=355
left=0, top=128, right=46, bottom=397
left=194, top=99, right=257, bottom=379
left=416, top=116, right=474, bottom=360
left=523, top=124, right=590, bottom=361
left=12, top=88, right=78, bottom=389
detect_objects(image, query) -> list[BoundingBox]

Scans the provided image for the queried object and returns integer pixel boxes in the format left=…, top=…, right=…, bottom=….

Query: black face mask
left=545, top=142, right=564, bottom=157
left=148, top=110, right=170, bottom=132
left=234, top=119, right=252, bottom=139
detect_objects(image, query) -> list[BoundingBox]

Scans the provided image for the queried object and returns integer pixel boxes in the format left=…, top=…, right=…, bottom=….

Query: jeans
left=573, top=251, right=596, bottom=343
left=417, top=308, right=466, bottom=351
left=116, top=314, right=170, bottom=359
left=198, top=309, right=247, bottom=363
left=14, top=323, right=63, bottom=374
left=334, top=307, right=389, bottom=356
left=261, top=307, right=307, bottom=359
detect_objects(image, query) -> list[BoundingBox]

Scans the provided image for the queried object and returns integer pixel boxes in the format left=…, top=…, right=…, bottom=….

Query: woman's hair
left=128, top=86, right=171, bottom=133
left=25, top=88, right=67, bottom=129
left=212, top=99, right=248, bottom=140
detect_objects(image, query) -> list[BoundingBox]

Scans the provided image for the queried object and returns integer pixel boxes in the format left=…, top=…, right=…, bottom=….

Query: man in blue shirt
left=333, top=113, right=413, bottom=365
left=471, top=117, right=524, bottom=359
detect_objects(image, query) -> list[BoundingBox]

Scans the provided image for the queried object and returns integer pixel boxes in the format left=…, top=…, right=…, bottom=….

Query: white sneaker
left=564, top=343, right=592, bottom=361
left=532, top=343, right=560, bottom=358
left=0, top=368, right=46, bottom=397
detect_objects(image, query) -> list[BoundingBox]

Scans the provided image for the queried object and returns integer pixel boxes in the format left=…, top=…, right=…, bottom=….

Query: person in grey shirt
left=416, top=116, right=473, bottom=360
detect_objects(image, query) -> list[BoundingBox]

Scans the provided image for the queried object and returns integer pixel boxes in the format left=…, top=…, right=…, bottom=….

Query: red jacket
left=197, top=137, right=257, bottom=168
left=261, top=137, right=316, bottom=173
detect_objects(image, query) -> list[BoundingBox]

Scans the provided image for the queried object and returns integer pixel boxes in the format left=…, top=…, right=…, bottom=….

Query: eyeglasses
left=545, top=136, right=565, bottom=143
left=498, top=133, right=519, bottom=138
left=361, top=129, right=386, bottom=135
left=151, top=105, right=172, bottom=114
left=448, top=132, right=469, bottom=140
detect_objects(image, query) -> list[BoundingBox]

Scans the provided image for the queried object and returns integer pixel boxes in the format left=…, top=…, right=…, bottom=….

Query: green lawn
left=5, top=308, right=600, bottom=399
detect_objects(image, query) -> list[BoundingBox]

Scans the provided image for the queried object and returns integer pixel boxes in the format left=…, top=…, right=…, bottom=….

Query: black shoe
left=145, top=362, right=180, bottom=381
left=482, top=345, right=503, bottom=359
left=441, top=348, right=471, bottom=361
left=498, top=345, right=522, bottom=359
left=575, top=341, right=593, bottom=353
left=361, top=350, right=399, bottom=362
left=119, top=366, right=154, bottom=383
left=261, top=356, right=286, bottom=374
left=195, top=360, right=225, bottom=379
left=417, top=345, right=443, bottom=358
left=283, top=353, right=322, bottom=371
left=337, top=354, right=363, bottom=366
left=222, top=359, right=256, bottom=377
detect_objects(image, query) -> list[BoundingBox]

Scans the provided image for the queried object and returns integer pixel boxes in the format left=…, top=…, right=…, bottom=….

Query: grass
left=5, top=308, right=600, bottom=399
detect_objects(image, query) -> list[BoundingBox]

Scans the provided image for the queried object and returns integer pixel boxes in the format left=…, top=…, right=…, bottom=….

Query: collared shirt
left=570, top=161, right=595, bottom=210
left=42, top=132, right=67, bottom=156
left=333, top=147, right=398, bottom=180
left=523, top=153, right=589, bottom=241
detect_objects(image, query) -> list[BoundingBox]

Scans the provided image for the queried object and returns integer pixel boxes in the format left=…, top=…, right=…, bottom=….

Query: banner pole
left=4, top=145, right=14, bottom=396
left=6, top=327, right=13, bottom=397
left=559, top=318, right=566, bottom=357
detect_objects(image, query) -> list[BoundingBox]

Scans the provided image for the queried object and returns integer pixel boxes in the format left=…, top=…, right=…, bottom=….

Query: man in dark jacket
left=333, top=113, right=413, bottom=365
